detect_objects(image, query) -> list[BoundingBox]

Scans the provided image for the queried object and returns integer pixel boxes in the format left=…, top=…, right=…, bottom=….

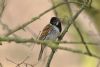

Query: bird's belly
left=45, top=29, right=60, bottom=40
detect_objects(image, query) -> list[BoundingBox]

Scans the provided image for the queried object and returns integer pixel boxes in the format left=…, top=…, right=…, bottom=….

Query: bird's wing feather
left=38, top=24, right=52, bottom=60
left=39, top=24, right=52, bottom=40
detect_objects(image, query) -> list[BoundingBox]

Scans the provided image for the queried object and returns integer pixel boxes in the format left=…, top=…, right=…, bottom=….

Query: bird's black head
left=50, top=17, right=62, bottom=32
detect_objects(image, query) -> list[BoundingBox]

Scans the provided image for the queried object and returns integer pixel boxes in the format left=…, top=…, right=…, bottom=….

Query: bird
left=38, top=17, right=62, bottom=61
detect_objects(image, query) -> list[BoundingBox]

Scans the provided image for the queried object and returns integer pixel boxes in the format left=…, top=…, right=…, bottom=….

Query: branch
left=57, top=46, right=100, bottom=59
left=0, top=0, right=6, bottom=18
left=59, top=5, right=85, bottom=40
left=0, top=0, right=18, bottom=38
left=45, top=0, right=93, bottom=67
left=46, top=50, right=56, bottom=67
left=16, top=56, right=29, bottom=67
left=0, top=37, right=99, bottom=60
left=6, top=56, right=30, bottom=67
left=0, top=36, right=99, bottom=60
left=73, top=23, right=92, bottom=55
left=0, top=36, right=97, bottom=45
left=4, top=1, right=84, bottom=37
left=0, top=62, right=3, bottom=67
left=64, top=0, right=92, bottom=56
left=4, top=2, right=66, bottom=36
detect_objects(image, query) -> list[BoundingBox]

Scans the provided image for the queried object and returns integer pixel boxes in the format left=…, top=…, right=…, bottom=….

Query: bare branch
left=6, top=56, right=30, bottom=67
left=73, top=23, right=92, bottom=55
left=0, top=36, right=97, bottom=45
left=4, top=1, right=85, bottom=37
left=0, top=0, right=6, bottom=18
left=6, top=58, right=17, bottom=64
left=0, top=62, right=3, bottom=67
left=57, top=46, right=100, bottom=59
left=0, top=0, right=18, bottom=38
left=16, top=56, right=29, bottom=67
left=4, top=3, right=66, bottom=36
left=45, top=0, right=93, bottom=67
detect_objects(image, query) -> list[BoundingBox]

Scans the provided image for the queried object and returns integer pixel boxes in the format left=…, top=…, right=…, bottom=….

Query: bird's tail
left=38, top=45, right=45, bottom=61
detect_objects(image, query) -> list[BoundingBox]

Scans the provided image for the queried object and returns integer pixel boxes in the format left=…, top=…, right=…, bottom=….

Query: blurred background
left=0, top=0, right=100, bottom=67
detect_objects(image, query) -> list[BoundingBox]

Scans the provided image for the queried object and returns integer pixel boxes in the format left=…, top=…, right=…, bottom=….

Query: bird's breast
left=45, top=26, right=60, bottom=40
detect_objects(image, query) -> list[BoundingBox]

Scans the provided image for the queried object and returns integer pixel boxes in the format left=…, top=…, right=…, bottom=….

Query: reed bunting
left=38, top=17, right=62, bottom=61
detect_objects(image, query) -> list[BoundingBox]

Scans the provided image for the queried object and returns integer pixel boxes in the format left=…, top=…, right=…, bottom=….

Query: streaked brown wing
left=39, top=24, right=52, bottom=40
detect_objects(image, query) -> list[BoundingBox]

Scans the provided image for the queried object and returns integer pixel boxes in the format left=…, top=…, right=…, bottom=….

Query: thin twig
left=6, top=56, right=30, bottom=67
left=24, top=63, right=34, bottom=67
left=0, top=62, right=3, bottom=67
left=0, top=0, right=18, bottom=38
left=0, top=0, right=6, bottom=18
left=16, top=56, right=29, bottom=67
left=57, top=46, right=100, bottom=59
left=6, top=58, right=17, bottom=64
left=73, top=23, right=92, bottom=55
left=4, top=1, right=85, bottom=37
